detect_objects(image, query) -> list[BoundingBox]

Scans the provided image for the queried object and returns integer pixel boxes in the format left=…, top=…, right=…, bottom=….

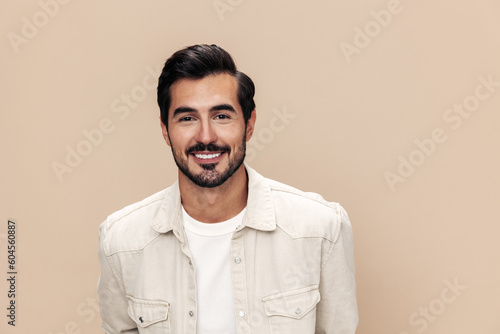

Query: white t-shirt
left=182, top=206, right=246, bottom=334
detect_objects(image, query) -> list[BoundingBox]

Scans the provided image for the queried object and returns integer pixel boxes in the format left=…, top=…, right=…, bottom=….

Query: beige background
left=1, top=0, right=499, bottom=333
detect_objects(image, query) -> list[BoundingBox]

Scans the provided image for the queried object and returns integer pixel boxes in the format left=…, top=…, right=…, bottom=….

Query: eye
left=215, top=114, right=230, bottom=120
left=179, top=116, right=194, bottom=122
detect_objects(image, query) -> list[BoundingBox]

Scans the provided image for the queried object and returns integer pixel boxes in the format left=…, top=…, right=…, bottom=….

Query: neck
left=179, top=164, right=248, bottom=224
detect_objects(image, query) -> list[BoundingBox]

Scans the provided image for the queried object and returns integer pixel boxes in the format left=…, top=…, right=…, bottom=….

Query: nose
left=194, top=119, right=217, bottom=145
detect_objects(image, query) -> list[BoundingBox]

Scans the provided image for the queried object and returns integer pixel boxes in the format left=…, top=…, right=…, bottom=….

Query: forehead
left=169, top=73, right=239, bottom=112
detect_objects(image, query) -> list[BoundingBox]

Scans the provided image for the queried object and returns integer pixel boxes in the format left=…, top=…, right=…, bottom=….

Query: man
left=97, top=44, right=358, bottom=333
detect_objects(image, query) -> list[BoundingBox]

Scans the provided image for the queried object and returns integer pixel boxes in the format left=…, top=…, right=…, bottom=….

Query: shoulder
left=98, top=188, right=168, bottom=256
left=266, top=177, right=350, bottom=243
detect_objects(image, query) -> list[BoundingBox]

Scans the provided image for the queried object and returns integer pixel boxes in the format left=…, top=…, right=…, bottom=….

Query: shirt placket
left=173, top=217, right=198, bottom=333
left=231, top=227, right=251, bottom=334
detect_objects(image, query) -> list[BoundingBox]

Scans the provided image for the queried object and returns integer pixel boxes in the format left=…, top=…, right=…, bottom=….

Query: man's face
left=161, top=73, right=256, bottom=188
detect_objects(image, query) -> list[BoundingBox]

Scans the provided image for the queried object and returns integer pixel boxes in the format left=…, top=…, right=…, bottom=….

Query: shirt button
left=189, top=311, right=194, bottom=317
left=295, top=308, right=302, bottom=315
left=238, top=310, right=245, bottom=317
left=234, top=257, right=241, bottom=264
left=189, top=260, right=192, bottom=265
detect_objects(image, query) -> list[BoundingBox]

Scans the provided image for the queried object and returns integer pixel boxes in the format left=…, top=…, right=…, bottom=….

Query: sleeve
left=315, top=204, right=359, bottom=334
left=97, top=220, right=138, bottom=334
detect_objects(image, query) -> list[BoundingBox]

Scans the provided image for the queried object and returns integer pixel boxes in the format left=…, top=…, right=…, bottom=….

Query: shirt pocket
left=262, top=285, right=320, bottom=334
left=126, top=296, right=171, bottom=333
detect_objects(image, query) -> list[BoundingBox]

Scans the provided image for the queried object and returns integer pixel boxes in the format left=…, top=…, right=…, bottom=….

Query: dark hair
left=157, top=44, right=255, bottom=127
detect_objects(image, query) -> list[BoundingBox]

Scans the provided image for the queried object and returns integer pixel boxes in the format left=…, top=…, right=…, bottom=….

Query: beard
left=169, top=133, right=246, bottom=188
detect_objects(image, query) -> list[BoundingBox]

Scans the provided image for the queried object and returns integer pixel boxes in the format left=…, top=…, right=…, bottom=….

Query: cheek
left=220, top=126, right=246, bottom=143
left=169, top=129, right=193, bottom=147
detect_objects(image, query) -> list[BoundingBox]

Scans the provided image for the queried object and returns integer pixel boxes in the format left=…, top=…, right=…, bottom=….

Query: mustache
left=186, top=143, right=230, bottom=155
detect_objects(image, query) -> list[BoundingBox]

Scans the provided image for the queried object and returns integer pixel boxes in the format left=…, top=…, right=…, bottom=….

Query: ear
left=245, top=109, right=257, bottom=142
left=160, top=117, right=171, bottom=147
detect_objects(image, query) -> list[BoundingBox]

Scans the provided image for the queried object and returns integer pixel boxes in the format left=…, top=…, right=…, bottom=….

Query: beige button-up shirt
left=97, top=164, right=358, bottom=333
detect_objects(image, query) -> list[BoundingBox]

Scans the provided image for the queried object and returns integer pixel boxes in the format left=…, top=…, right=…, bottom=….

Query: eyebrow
left=172, top=106, right=196, bottom=117
left=172, top=104, right=236, bottom=117
left=209, top=104, right=236, bottom=113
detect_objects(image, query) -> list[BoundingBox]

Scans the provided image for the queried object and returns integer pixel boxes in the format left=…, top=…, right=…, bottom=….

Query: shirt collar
left=243, top=163, right=276, bottom=231
left=150, top=163, right=276, bottom=234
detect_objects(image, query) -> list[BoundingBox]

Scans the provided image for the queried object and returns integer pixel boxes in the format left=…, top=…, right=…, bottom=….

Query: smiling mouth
left=194, top=152, right=222, bottom=160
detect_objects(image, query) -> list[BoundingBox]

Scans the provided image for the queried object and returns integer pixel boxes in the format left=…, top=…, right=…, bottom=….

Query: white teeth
left=194, top=153, right=222, bottom=159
